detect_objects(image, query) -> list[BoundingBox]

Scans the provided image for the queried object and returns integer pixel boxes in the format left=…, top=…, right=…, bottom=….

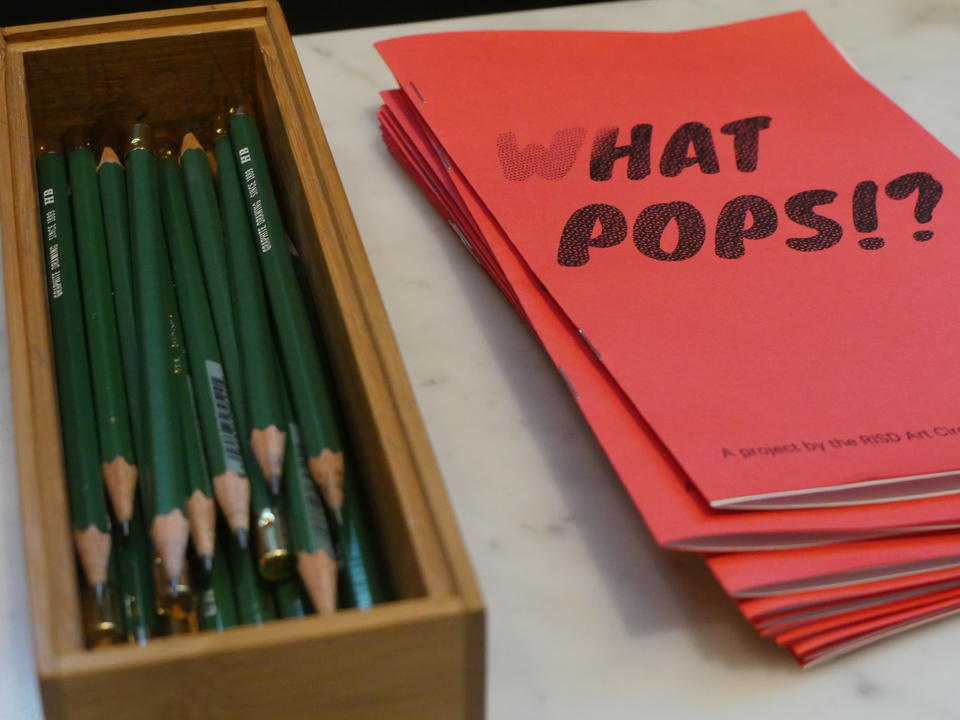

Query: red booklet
left=377, top=13, right=960, bottom=664
left=381, top=85, right=960, bottom=551
left=377, top=12, right=960, bottom=509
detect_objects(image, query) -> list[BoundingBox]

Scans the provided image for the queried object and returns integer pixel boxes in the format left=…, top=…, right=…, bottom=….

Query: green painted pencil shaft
left=97, top=154, right=142, bottom=454
left=37, top=149, right=111, bottom=591
left=211, top=132, right=293, bottom=580
left=126, top=140, right=189, bottom=584
left=116, top=499, right=157, bottom=643
left=284, top=420, right=336, bottom=560
left=213, top=134, right=287, bottom=489
left=158, top=155, right=242, bottom=479
left=157, top=154, right=250, bottom=538
left=257, top=577, right=277, bottom=622
left=283, top=409, right=338, bottom=613
left=159, top=251, right=217, bottom=565
left=337, top=463, right=389, bottom=609
left=37, top=150, right=109, bottom=532
left=223, top=535, right=270, bottom=626
left=274, top=578, right=308, bottom=618
left=68, top=143, right=138, bottom=530
left=229, top=111, right=344, bottom=515
left=127, top=146, right=180, bottom=515
left=198, top=543, right=238, bottom=631
left=180, top=143, right=244, bottom=408
left=289, top=253, right=387, bottom=609
left=67, top=146, right=133, bottom=458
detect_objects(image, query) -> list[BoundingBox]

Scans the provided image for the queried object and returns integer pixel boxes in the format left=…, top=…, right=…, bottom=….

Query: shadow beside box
left=0, top=2, right=485, bottom=718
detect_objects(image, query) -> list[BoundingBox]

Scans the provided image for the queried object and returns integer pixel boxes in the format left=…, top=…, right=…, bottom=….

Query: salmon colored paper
left=377, top=12, right=960, bottom=665
left=380, top=86, right=960, bottom=551
left=708, top=533, right=960, bottom=597
left=377, top=13, right=960, bottom=509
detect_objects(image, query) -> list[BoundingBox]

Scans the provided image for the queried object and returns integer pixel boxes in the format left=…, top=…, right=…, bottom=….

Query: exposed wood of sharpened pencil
left=229, top=108, right=345, bottom=522
left=125, top=124, right=189, bottom=589
left=67, top=131, right=138, bottom=533
left=36, top=142, right=113, bottom=611
left=212, top=130, right=287, bottom=495
left=156, top=151, right=251, bottom=544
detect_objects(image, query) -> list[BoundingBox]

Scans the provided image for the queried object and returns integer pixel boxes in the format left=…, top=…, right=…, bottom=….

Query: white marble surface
left=3, top=1, right=960, bottom=717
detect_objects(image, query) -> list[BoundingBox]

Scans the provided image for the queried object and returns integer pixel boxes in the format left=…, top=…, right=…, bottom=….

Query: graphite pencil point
left=234, top=527, right=249, bottom=551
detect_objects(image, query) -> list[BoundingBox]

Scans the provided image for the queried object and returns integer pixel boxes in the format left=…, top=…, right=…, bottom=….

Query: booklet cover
left=377, top=12, right=960, bottom=509
left=381, top=85, right=960, bottom=552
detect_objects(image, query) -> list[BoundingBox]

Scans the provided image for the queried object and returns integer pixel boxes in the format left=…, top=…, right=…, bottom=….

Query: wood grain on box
left=0, top=3, right=484, bottom=718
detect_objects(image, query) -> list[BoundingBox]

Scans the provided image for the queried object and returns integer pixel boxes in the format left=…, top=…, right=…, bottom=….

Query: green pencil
left=66, top=129, right=138, bottom=535
left=159, top=245, right=217, bottom=572
left=97, top=147, right=143, bottom=456
left=36, top=137, right=113, bottom=619
left=181, top=131, right=287, bottom=494
left=125, top=123, right=189, bottom=591
left=115, top=498, right=157, bottom=644
left=274, top=577, right=309, bottom=619
left=223, top=529, right=271, bottom=626
left=229, top=104, right=345, bottom=523
left=197, top=543, right=238, bottom=631
left=157, top=150, right=251, bottom=546
left=290, top=248, right=388, bottom=609
left=283, top=418, right=338, bottom=614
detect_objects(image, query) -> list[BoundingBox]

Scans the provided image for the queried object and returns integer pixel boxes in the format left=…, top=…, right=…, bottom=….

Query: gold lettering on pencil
left=42, top=188, right=55, bottom=205
left=238, top=146, right=252, bottom=164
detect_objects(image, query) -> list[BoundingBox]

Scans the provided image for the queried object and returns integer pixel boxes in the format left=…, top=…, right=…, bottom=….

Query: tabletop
left=4, top=0, right=960, bottom=717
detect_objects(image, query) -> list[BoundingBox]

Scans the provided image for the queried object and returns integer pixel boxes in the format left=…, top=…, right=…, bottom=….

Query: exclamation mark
left=854, top=181, right=884, bottom=250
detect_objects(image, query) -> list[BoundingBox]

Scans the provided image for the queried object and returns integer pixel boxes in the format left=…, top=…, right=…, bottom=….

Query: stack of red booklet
left=375, top=11, right=960, bottom=665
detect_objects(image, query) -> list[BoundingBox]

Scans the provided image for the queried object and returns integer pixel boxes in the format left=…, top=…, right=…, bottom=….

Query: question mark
left=885, top=171, right=943, bottom=242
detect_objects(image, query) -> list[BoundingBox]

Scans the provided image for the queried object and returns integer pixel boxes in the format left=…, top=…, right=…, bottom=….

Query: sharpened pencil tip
left=119, top=518, right=131, bottom=537
left=333, top=506, right=344, bottom=527
left=168, top=578, right=180, bottom=600
left=92, top=581, right=106, bottom=607
left=98, top=146, right=121, bottom=168
left=234, top=528, right=249, bottom=551
left=179, top=131, right=203, bottom=159
left=199, top=553, right=214, bottom=576
left=269, top=474, right=281, bottom=497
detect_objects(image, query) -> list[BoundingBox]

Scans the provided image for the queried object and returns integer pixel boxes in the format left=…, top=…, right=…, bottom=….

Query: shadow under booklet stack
left=375, top=11, right=960, bottom=665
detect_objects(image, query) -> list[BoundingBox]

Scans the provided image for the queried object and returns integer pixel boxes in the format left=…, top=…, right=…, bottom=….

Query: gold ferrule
left=254, top=507, right=294, bottom=581
left=64, top=125, right=93, bottom=153
left=34, top=132, right=61, bottom=158
left=212, top=112, right=229, bottom=139
left=229, top=96, right=255, bottom=118
left=154, top=129, right=176, bottom=160
left=161, top=599, right=199, bottom=636
left=151, top=555, right=198, bottom=635
left=83, top=582, right=120, bottom=648
left=125, top=122, right=155, bottom=155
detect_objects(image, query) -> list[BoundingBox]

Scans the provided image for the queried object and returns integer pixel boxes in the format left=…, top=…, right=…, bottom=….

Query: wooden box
left=0, top=3, right=484, bottom=718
